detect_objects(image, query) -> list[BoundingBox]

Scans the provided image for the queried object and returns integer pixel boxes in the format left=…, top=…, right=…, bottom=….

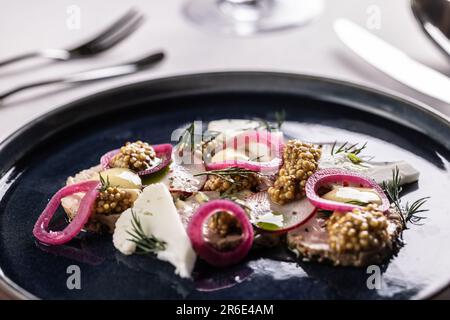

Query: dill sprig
left=126, top=210, right=166, bottom=254
left=331, top=141, right=367, bottom=156
left=316, top=209, right=333, bottom=219
left=331, top=141, right=368, bottom=165
left=275, top=110, right=286, bottom=130
left=177, top=122, right=196, bottom=155
left=249, top=155, right=264, bottom=162
left=177, top=123, right=221, bottom=161
left=219, top=193, right=252, bottom=211
left=255, top=118, right=272, bottom=131
left=194, top=167, right=259, bottom=185
left=201, top=130, right=220, bottom=146
left=255, top=110, right=286, bottom=131
left=382, top=167, right=430, bottom=230
left=98, top=174, right=111, bottom=192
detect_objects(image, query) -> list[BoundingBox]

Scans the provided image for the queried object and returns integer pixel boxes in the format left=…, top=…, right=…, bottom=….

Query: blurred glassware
left=183, top=0, right=324, bottom=36
left=411, top=0, right=450, bottom=58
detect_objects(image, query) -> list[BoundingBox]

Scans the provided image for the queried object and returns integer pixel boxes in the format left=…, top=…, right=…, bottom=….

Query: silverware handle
left=0, top=52, right=41, bottom=68
left=0, top=49, right=70, bottom=68
left=0, top=79, right=63, bottom=100
left=0, top=68, right=132, bottom=100
left=0, top=51, right=164, bottom=101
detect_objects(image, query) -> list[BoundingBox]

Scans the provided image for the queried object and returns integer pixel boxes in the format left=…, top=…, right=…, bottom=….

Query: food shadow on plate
left=291, top=248, right=421, bottom=299
left=114, top=252, right=194, bottom=298
left=35, top=238, right=105, bottom=266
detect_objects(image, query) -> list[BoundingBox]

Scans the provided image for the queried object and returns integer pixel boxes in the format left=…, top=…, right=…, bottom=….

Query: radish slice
left=100, top=144, right=173, bottom=176
left=33, top=180, right=100, bottom=245
left=206, top=130, right=284, bottom=174
left=162, top=153, right=206, bottom=193
left=244, top=192, right=316, bottom=233
left=305, top=168, right=390, bottom=213
left=187, top=200, right=254, bottom=267
left=175, top=191, right=221, bottom=228
left=137, top=144, right=172, bottom=176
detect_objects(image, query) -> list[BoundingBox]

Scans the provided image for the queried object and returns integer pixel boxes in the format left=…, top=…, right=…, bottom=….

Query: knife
left=334, top=18, right=450, bottom=104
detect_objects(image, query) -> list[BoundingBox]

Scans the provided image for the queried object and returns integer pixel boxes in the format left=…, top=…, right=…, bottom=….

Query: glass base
left=183, top=0, right=324, bottom=36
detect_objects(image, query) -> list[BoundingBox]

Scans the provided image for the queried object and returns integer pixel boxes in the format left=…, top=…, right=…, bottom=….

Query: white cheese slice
left=333, top=187, right=381, bottom=204
left=207, top=119, right=261, bottom=136
left=318, top=144, right=420, bottom=185
left=248, top=142, right=273, bottom=162
left=113, top=183, right=196, bottom=278
left=211, top=148, right=249, bottom=163
left=207, top=119, right=261, bottom=147
left=113, top=209, right=137, bottom=255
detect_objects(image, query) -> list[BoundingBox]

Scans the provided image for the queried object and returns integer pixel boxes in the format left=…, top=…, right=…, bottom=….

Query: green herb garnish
left=382, top=167, right=430, bottom=230
left=98, top=174, right=111, bottom=192
left=274, top=110, right=286, bottom=130
left=345, top=200, right=370, bottom=206
left=255, top=110, right=286, bottom=131
left=347, top=153, right=363, bottom=164
left=176, top=122, right=196, bottom=155
left=256, top=222, right=281, bottom=231
left=331, top=141, right=368, bottom=165
left=255, top=118, right=272, bottom=131
left=201, top=130, right=220, bottom=146
left=219, top=193, right=252, bottom=212
left=249, top=155, right=264, bottom=162
left=316, top=209, right=334, bottom=219
left=126, top=210, right=166, bottom=254
left=254, top=211, right=284, bottom=231
left=194, top=167, right=260, bottom=186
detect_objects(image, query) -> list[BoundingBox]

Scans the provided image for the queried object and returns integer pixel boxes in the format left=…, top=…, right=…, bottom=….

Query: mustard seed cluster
left=327, top=204, right=389, bottom=254
left=110, top=141, right=156, bottom=172
left=208, top=211, right=242, bottom=237
left=207, top=211, right=243, bottom=251
left=95, top=186, right=134, bottom=215
left=203, top=174, right=258, bottom=194
left=268, top=140, right=321, bottom=204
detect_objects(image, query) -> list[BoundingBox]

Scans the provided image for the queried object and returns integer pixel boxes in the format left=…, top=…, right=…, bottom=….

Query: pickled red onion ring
left=187, top=200, right=254, bottom=267
left=33, top=180, right=100, bottom=245
left=305, top=168, right=390, bottom=213
left=100, top=149, right=118, bottom=169
left=206, top=130, right=284, bottom=174
left=100, top=143, right=173, bottom=176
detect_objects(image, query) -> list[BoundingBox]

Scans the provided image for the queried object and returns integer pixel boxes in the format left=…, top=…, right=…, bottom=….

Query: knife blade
left=334, top=18, right=450, bottom=105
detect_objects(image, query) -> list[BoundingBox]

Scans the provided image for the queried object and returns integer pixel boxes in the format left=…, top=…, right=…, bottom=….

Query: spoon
left=411, top=0, right=450, bottom=58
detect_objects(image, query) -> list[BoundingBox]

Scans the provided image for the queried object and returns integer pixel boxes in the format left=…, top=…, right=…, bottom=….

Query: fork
left=0, top=51, right=165, bottom=101
left=0, top=9, right=145, bottom=68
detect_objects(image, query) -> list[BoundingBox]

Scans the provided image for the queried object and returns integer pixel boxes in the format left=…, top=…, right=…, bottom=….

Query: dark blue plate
left=1, top=72, right=449, bottom=299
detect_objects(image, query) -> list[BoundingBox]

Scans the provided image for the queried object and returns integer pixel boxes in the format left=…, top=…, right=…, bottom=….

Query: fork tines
left=69, top=8, right=145, bottom=56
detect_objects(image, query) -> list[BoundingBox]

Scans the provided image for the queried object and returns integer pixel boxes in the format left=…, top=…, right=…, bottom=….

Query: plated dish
left=0, top=72, right=449, bottom=299
left=32, top=119, right=428, bottom=278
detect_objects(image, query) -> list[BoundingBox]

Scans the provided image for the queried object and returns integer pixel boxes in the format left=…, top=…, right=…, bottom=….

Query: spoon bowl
left=411, top=0, right=450, bottom=58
